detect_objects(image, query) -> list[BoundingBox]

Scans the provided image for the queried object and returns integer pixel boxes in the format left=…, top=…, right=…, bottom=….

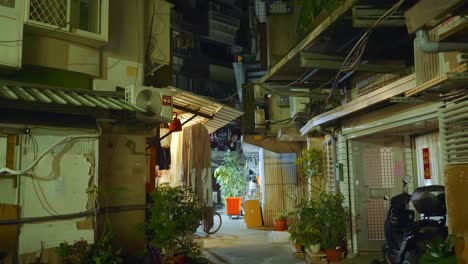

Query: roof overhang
left=0, top=81, right=145, bottom=114
left=300, top=74, right=417, bottom=135
left=170, top=87, right=244, bottom=134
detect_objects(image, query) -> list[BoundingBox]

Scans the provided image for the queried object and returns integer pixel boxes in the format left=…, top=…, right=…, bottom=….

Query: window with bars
left=28, top=0, right=102, bottom=35
left=29, top=0, right=68, bottom=28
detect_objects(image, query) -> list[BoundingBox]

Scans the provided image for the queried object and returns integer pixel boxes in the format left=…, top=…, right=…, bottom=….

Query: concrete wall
left=22, top=36, right=100, bottom=77
left=268, top=95, right=292, bottom=134
left=98, top=125, right=150, bottom=257
left=98, top=0, right=148, bottom=90
left=17, top=127, right=98, bottom=256
left=266, top=0, right=302, bottom=67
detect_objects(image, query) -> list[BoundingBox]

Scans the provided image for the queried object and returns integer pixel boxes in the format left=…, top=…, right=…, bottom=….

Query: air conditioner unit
left=125, top=85, right=173, bottom=123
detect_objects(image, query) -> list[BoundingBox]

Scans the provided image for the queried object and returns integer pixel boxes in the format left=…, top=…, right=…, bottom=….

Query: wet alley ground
left=196, top=209, right=381, bottom=264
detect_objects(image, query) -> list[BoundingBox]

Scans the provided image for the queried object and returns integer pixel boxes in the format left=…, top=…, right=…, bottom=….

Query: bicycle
left=199, top=207, right=222, bottom=235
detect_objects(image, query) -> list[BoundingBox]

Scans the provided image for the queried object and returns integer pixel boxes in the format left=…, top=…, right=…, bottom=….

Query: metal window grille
left=367, top=199, right=388, bottom=240
left=363, top=147, right=395, bottom=189
left=29, top=0, right=68, bottom=27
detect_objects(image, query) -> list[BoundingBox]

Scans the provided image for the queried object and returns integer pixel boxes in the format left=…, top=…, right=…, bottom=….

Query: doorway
left=350, top=136, right=406, bottom=251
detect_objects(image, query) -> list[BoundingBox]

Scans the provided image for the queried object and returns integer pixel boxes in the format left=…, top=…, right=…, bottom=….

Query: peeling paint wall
left=98, top=126, right=148, bottom=256
left=18, top=128, right=98, bottom=256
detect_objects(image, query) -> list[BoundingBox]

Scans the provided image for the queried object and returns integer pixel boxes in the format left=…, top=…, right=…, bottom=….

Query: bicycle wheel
left=203, top=211, right=222, bottom=234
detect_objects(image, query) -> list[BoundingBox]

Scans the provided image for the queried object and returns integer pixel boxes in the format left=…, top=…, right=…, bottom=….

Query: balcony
left=208, top=10, right=240, bottom=45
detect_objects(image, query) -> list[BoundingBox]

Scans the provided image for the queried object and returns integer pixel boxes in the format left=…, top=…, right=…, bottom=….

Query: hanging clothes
left=182, top=124, right=212, bottom=207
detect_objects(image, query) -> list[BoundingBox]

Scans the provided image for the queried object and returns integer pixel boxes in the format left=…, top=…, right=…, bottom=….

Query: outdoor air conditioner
left=125, top=85, right=173, bottom=123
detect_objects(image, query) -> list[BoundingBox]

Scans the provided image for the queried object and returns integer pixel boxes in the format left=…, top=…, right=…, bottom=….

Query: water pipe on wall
left=416, top=30, right=468, bottom=53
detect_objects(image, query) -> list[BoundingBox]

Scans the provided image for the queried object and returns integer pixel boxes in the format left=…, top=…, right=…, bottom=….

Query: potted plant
left=420, top=234, right=459, bottom=264
left=214, top=151, right=248, bottom=217
left=317, top=191, right=348, bottom=262
left=147, top=184, right=205, bottom=263
left=273, top=212, right=289, bottom=231
left=288, top=199, right=322, bottom=254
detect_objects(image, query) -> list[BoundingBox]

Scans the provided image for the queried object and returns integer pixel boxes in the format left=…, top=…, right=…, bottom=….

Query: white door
left=415, top=133, right=443, bottom=186
left=351, top=136, right=406, bottom=251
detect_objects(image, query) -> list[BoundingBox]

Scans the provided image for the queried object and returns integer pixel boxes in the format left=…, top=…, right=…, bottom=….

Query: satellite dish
left=135, top=89, right=162, bottom=116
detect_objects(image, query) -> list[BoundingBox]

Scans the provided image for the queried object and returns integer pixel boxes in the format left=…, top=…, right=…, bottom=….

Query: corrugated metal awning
left=0, top=83, right=146, bottom=113
left=300, top=74, right=416, bottom=135
left=170, top=87, right=244, bottom=133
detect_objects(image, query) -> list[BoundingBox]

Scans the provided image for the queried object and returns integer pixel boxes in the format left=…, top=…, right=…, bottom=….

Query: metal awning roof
left=300, top=74, right=416, bottom=135
left=170, top=87, right=244, bottom=133
left=0, top=82, right=145, bottom=113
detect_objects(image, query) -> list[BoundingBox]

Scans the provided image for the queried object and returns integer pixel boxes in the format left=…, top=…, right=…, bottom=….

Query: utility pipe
left=0, top=204, right=151, bottom=225
left=416, top=30, right=468, bottom=53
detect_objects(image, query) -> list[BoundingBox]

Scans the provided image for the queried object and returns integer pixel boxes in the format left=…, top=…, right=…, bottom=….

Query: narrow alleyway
left=196, top=209, right=382, bottom=264
left=197, top=210, right=306, bottom=264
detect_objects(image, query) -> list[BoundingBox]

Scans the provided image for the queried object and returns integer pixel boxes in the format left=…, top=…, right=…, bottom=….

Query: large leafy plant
left=288, top=199, right=322, bottom=247
left=420, top=235, right=458, bottom=264
left=317, top=191, right=348, bottom=250
left=214, top=151, right=248, bottom=199
left=295, top=148, right=326, bottom=193
left=147, top=184, right=203, bottom=263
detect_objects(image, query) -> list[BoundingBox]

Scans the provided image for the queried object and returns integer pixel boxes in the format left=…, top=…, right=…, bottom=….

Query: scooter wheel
left=402, top=250, right=418, bottom=264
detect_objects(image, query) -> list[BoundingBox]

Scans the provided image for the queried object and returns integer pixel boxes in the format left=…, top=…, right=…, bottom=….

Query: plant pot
left=172, top=255, right=191, bottom=264
left=308, top=243, right=321, bottom=254
left=226, top=197, right=242, bottom=216
left=324, top=248, right=342, bottom=262
left=273, top=218, right=288, bottom=231
left=290, top=240, right=303, bottom=253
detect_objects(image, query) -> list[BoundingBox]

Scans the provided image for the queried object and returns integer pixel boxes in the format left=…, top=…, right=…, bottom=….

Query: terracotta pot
left=325, top=248, right=341, bottom=262
left=171, top=255, right=191, bottom=264
left=273, top=218, right=288, bottom=231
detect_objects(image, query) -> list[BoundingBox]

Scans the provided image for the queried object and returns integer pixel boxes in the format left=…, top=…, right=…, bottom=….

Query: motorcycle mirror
left=384, top=194, right=390, bottom=200
left=403, top=176, right=410, bottom=184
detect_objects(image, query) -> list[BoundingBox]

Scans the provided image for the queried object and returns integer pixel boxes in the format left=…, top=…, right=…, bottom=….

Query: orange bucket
left=226, top=197, right=242, bottom=215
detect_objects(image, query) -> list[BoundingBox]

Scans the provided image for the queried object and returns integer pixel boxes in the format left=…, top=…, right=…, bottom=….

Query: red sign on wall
left=422, top=148, right=431, bottom=179
left=162, top=95, right=172, bottom=106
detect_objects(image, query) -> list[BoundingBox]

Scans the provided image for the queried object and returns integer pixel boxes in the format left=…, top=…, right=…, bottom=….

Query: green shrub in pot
left=146, top=184, right=205, bottom=263
left=214, top=151, right=248, bottom=199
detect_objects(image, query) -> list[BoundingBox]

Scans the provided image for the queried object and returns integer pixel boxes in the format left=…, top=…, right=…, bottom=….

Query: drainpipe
left=316, top=125, right=339, bottom=193
left=416, top=30, right=468, bottom=53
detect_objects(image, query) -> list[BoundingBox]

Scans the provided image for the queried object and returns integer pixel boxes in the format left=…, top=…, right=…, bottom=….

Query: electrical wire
left=324, top=0, right=406, bottom=104
left=27, top=134, right=60, bottom=216
left=0, top=123, right=102, bottom=175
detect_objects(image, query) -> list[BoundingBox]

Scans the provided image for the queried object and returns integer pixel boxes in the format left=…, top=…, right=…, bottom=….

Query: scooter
left=383, top=176, right=448, bottom=264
